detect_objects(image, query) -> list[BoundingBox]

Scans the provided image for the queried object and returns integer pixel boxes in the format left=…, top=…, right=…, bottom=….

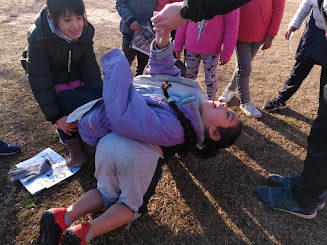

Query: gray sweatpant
left=95, top=133, right=163, bottom=220
left=226, top=41, right=261, bottom=104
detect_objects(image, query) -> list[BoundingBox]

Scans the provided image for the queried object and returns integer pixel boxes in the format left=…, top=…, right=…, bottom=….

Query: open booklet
left=131, top=23, right=155, bottom=56
left=15, top=148, right=80, bottom=195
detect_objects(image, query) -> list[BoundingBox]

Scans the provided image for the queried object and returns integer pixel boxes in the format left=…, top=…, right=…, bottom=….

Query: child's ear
left=209, top=127, right=221, bottom=141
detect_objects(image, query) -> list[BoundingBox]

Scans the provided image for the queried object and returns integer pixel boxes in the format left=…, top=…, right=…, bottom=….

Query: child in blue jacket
left=115, top=0, right=157, bottom=75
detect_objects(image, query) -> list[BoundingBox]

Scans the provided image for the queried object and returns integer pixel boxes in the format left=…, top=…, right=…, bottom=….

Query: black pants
left=56, top=85, right=102, bottom=141
left=277, top=58, right=327, bottom=103
left=293, top=85, right=327, bottom=208
left=122, top=37, right=149, bottom=76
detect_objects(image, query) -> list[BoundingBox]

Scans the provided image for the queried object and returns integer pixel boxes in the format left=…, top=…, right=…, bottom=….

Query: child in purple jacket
left=174, top=9, right=240, bottom=100
left=35, top=29, right=241, bottom=245
left=58, top=30, right=242, bottom=162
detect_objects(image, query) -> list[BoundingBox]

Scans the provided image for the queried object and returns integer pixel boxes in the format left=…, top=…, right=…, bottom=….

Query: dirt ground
left=0, top=0, right=326, bottom=244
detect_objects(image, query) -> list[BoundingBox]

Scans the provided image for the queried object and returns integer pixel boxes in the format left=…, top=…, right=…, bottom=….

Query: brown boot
left=65, top=137, right=87, bottom=168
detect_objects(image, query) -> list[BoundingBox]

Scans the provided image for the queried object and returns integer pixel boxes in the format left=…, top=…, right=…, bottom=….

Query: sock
left=85, top=228, right=93, bottom=242
left=64, top=212, right=72, bottom=227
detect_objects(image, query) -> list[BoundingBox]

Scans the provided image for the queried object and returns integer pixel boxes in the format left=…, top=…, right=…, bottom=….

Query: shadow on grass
left=264, top=107, right=313, bottom=125
left=260, top=110, right=311, bottom=149
left=235, top=123, right=304, bottom=175
left=167, top=147, right=324, bottom=245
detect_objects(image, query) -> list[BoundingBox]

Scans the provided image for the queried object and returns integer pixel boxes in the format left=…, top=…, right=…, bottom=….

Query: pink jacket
left=156, top=0, right=183, bottom=11
left=238, top=0, right=285, bottom=42
left=174, top=9, right=240, bottom=62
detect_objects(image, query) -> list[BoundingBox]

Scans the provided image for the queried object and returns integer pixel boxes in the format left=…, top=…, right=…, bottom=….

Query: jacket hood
left=33, top=4, right=95, bottom=43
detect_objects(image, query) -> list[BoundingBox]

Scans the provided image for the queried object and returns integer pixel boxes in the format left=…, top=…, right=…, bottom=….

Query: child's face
left=57, top=10, right=84, bottom=42
left=200, top=100, right=239, bottom=140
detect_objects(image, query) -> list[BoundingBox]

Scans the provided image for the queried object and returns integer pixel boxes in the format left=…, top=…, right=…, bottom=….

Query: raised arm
left=100, top=48, right=185, bottom=147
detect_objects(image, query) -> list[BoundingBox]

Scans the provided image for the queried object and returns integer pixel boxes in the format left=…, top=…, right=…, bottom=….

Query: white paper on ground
left=16, top=148, right=80, bottom=195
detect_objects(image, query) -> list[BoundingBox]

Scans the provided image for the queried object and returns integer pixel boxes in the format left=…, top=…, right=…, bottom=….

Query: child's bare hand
left=219, top=59, right=228, bottom=65
left=56, top=116, right=78, bottom=136
left=284, top=26, right=297, bottom=40
left=175, top=51, right=182, bottom=59
left=151, top=2, right=187, bottom=32
left=130, top=21, right=142, bottom=31
left=261, top=35, right=273, bottom=50
left=155, top=30, right=170, bottom=49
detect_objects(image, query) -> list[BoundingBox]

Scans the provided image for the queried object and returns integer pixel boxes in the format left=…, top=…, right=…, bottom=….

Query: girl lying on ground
left=36, top=29, right=242, bottom=245
left=58, top=28, right=242, bottom=159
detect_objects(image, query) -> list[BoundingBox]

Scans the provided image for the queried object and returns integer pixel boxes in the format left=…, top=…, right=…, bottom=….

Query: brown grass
left=0, top=0, right=325, bottom=244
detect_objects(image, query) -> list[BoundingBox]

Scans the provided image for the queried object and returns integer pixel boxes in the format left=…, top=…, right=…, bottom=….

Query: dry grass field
left=0, top=0, right=326, bottom=244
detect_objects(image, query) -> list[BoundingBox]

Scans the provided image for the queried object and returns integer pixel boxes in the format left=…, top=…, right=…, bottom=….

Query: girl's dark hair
left=47, top=0, right=87, bottom=27
left=162, top=81, right=197, bottom=156
left=162, top=81, right=242, bottom=159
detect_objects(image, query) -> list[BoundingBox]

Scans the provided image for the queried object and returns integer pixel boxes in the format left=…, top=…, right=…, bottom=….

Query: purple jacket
left=67, top=41, right=206, bottom=147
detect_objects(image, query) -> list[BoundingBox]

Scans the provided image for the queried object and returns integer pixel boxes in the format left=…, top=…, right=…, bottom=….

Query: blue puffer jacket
left=116, top=0, right=157, bottom=39
left=67, top=41, right=206, bottom=147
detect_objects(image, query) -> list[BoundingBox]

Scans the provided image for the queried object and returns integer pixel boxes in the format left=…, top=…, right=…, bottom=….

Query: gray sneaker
left=218, top=89, right=234, bottom=103
left=240, top=101, right=262, bottom=118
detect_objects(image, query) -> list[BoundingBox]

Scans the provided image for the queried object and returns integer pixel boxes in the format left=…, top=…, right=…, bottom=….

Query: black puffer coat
left=180, top=0, right=251, bottom=22
left=26, top=5, right=103, bottom=123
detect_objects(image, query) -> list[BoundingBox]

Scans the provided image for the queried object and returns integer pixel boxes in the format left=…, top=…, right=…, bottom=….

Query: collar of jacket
left=34, top=5, right=94, bottom=44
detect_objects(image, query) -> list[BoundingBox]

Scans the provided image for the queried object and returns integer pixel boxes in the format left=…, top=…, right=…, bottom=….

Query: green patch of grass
left=12, top=156, right=25, bottom=165
left=21, top=199, right=36, bottom=210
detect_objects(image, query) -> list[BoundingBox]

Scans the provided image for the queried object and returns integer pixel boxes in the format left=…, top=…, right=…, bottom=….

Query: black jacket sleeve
left=27, top=32, right=64, bottom=124
left=181, top=0, right=251, bottom=22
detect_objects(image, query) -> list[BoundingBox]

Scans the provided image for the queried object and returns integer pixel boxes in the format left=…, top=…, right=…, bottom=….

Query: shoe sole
left=272, top=206, right=317, bottom=219
left=55, top=129, right=67, bottom=146
left=263, top=105, right=287, bottom=112
left=317, top=201, right=325, bottom=211
left=0, top=151, right=20, bottom=156
left=36, top=211, right=62, bottom=245
left=61, top=229, right=82, bottom=245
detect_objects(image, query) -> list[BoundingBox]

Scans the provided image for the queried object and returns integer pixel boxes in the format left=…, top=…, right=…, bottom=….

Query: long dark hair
left=47, top=0, right=88, bottom=27
left=161, top=81, right=242, bottom=159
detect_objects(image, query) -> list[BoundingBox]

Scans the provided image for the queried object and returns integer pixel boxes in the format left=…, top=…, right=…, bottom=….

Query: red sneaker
left=61, top=222, right=91, bottom=245
left=36, top=208, right=68, bottom=245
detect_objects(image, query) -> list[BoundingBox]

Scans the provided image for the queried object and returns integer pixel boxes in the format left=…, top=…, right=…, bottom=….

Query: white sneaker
left=240, top=101, right=262, bottom=118
left=218, top=89, right=234, bottom=102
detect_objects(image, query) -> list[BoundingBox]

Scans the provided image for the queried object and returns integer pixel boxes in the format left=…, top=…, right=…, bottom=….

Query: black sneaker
left=0, top=139, right=20, bottom=156
left=262, top=98, right=287, bottom=111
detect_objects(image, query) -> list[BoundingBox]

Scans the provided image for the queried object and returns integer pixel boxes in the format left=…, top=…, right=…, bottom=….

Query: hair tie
left=167, top=97, right=174, bottom=103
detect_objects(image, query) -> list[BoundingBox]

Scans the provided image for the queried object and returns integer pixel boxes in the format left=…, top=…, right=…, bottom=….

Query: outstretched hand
left=151, top=2, right=187, bottom=32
